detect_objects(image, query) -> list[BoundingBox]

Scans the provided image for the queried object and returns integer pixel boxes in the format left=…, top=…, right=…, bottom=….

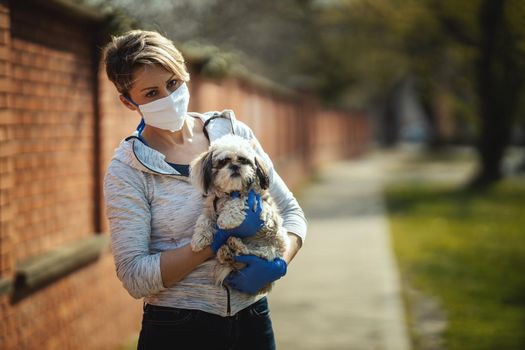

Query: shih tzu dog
left=189, top=134, right=289, bottom=294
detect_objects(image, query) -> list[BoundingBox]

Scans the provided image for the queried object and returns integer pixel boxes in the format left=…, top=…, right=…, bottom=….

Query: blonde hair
left=102, top=30, right=190, bottom=96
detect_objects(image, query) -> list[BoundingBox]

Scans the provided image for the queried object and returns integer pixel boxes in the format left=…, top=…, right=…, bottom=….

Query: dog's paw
left=260, top=203, right=280, bottom=231
left=191, top=233, right=211, bottom=252
left=217, top=198, right=245, bottom=229
left=217, top=245, right=234, bottom=264
left=227, top=236, right=249, bottom=256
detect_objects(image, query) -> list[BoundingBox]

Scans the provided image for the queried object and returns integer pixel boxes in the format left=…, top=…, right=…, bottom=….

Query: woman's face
left=120, top=64, right=184, bottom=110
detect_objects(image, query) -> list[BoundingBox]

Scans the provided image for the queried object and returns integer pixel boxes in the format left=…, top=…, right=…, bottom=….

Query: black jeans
left=137, top=297, right=276, bottom=350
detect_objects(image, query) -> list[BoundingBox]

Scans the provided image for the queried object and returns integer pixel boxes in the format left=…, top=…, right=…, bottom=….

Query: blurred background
left=0, top=0, right=524, bottom=349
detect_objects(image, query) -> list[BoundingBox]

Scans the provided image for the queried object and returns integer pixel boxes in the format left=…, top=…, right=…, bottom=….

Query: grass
left=385, top=179, right=525, bottom=350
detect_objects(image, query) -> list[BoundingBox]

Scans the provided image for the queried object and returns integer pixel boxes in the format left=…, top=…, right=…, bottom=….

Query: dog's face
left=190, top=134, right=269, bottom=195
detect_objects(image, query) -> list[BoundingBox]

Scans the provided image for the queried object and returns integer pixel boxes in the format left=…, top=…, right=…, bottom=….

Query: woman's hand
left=210, top=189, right=264, bottom=253
left=225, top=255, right=287, bottom=294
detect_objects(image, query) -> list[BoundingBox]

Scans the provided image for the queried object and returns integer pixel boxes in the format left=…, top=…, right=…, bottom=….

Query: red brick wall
left=309, top=108, right=370, bottom=169
left=0, top=0, right=13, bottom=280
left=1, top=255, right=142, bottom=350
left=0, top=1, right=371, bottom=349
left=9, top=1, right=97, bottom=262
left=0, top=2, right=142, bottom=350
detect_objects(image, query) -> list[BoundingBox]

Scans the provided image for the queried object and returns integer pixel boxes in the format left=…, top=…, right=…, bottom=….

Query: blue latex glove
left=225, top=255, right=288, bottom=294
left=224, top=189, right=263, bottom=237
left=211, top=189, right=264, bottom=254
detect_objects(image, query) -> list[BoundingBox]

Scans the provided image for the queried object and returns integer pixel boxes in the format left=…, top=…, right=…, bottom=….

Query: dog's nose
left=229, top=164, right=240, bottom=172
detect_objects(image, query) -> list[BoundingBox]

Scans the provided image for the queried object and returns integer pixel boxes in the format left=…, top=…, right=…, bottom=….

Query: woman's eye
left=145, top=90, right=157, bottom=98
left=168, top=79, right=179, bottom=88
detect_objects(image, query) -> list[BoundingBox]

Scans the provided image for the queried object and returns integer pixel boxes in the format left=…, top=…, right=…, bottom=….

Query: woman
left=102, top=30, right=307, bottom=350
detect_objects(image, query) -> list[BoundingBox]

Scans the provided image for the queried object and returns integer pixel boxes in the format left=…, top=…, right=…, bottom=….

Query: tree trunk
left=470, top=0, right=520, bottom=188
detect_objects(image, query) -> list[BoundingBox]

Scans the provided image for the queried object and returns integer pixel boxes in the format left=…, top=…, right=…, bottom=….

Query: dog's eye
left=238, top=157, right=251, bottom=165
left=217, top=157, right=230, bottom=168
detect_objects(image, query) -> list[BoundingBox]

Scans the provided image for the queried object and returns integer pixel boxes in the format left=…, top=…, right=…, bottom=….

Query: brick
left=0, top=29, right=8, bottom=46
left=0, top=190, right=11, bottom=207
left=0, top=13, right=8, bottom=29
left=0, top=140, right=14, bottom=157
left=0, top=201, right=12, bottom=221
left=0, top=76, right=8, bottom=92
left=0, top=92, right=7, bottom=109
left=0, top=160, right=13, bottom=176
left=0, top=45, right=7, bottom=60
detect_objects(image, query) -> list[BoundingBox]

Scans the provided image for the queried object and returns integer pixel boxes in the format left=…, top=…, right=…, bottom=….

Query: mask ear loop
left=136, top=118, right=145, bottom=134
left=123, top=94, right=145, bottom=134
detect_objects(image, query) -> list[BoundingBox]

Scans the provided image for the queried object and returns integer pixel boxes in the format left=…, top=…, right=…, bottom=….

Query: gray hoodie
left=103, top=110, right=307, bottom=317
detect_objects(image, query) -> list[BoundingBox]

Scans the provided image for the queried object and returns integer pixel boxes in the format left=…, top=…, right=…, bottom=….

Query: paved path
left=269, top=155, right=411, bottom=350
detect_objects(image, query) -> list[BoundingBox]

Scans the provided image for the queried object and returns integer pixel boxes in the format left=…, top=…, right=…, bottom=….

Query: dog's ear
left=190, top=150, right=214, bottom=194
left=254, top=156, right=270, bottom=190
left=202, top=151, right=214, bottom=193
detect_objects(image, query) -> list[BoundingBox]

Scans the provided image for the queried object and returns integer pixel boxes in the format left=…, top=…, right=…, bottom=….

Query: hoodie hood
left=111, top=110, right=238, bottom=177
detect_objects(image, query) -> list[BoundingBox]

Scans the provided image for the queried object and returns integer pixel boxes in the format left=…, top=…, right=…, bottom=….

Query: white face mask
left=129, top=82, right=190, bottom=132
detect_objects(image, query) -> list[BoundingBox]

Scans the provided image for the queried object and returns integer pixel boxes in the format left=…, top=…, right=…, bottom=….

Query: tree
left=415, top=0, right=525, bottom=187
left=471, top=0, right=525, bottom=187
left=88, top=0, right=525, bottom=186
left=310, top=0, right=525, bottom=187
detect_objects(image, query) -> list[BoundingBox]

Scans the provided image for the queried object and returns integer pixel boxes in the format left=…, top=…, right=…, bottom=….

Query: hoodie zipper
left=224, top=285, right=231, bottom=316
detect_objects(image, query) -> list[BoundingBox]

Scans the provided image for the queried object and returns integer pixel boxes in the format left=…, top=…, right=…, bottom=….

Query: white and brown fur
left=189, top=134, right=288, bottom=294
